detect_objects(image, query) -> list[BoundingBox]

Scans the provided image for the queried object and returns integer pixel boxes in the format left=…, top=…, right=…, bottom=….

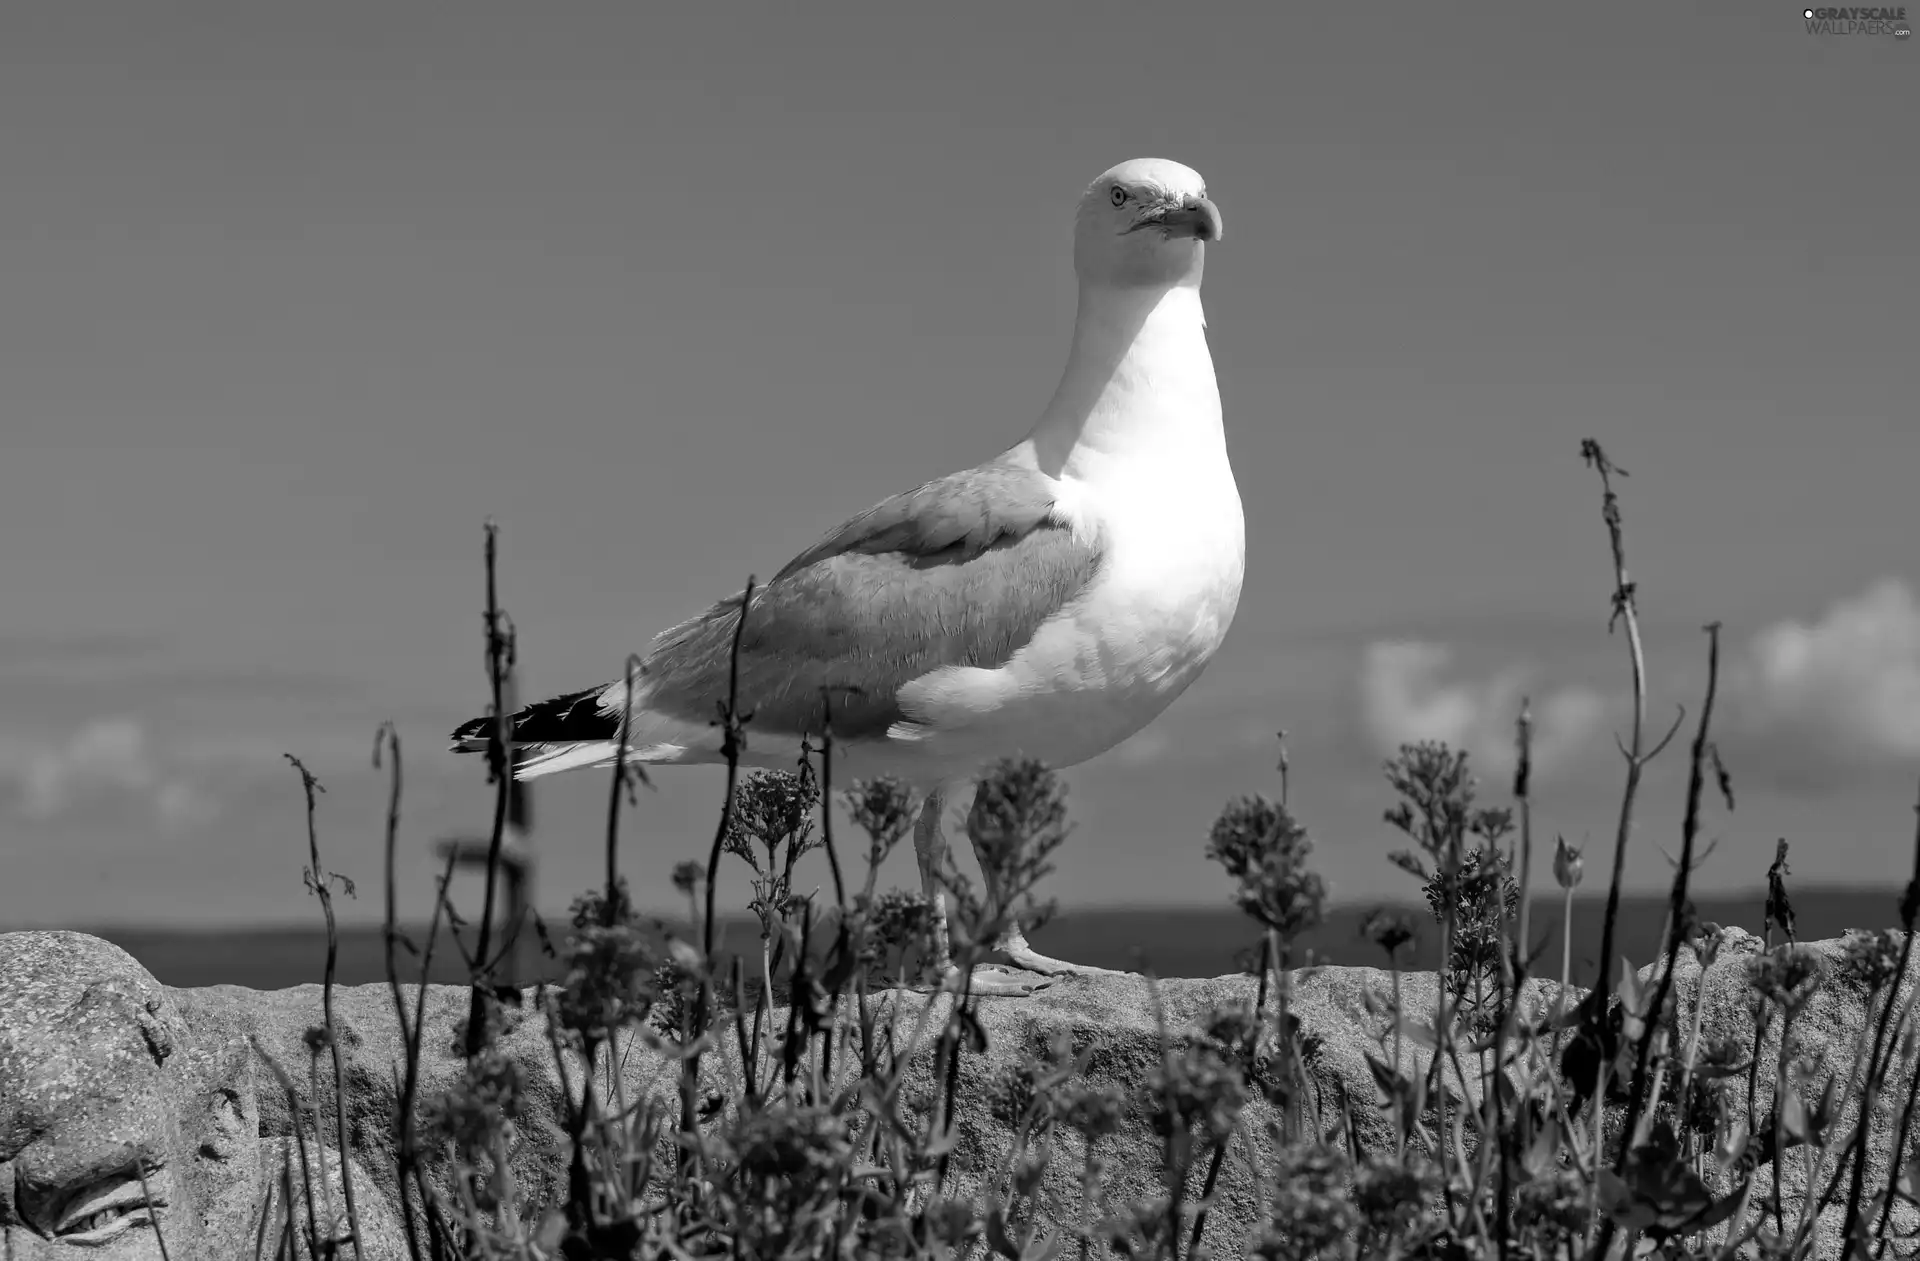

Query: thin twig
left=283, top=754, right=365, bottom=1261
left=252, top=1038, right=324, bottom=1261
left=701, top=578, right=757, bottom=962
left=605, top=653, right=644, bottom=926
left=372, top=723, right=427, bottom=1261
left=1581, top=439, right=1654, bottom=1050
left=686, top=576, right=757, bottom=1170
left=1622, top=622, right=1724, bottom=1157
left=465, top=519, right=515, bottom=1059
left=1869, top=774, right=1920, bottom=1252
left=818, top=691, right=848, bottom=911
left=1188, top=932, right=1272, bottom=1256
left=134, top=1157, right=172, bottom=1261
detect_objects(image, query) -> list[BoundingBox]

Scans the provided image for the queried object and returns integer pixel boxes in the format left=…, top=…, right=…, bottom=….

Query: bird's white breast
left=867, top=279, right=1241, bottom=779
left=1043, top=446, right=1246, bottom=702
left=890, top=443, right=1245, bottom=772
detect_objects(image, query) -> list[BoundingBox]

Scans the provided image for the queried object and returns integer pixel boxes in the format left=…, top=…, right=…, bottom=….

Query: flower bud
left=1553, top=835, right=1584, bottom=891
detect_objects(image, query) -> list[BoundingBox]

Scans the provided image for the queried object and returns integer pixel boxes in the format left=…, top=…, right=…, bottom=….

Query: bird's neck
left=1026, top=281, right=1222, bottom=480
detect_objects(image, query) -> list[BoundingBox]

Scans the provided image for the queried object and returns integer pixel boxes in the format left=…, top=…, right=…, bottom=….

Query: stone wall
left=1, top=929, right=1911, bottom=1257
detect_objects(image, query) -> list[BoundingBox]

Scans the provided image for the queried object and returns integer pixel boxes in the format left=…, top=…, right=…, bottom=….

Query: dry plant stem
left=304, top=1056, right=341, bottom=1239
left=1390, top=958, right=1406, bottom=1157
left=1424, top=861, right=1456, bottom=1207
left=686, top=576, right=756, bottom=1171
left=1576, top=439, right=1691, bottom=1261
left=1514, top=698, right=1536, bottom=1010
left=134, top=1157, right=172, bottom=1261
left=1272, top=929, right=1300, bottom=1145
left=1804, top=1004, right=1894, bottom=1239
left=1624, top=623, right=1723, bottom=1154
left=250, top=1159, right=276, bottom=1261
left=781, top=905, right=814, bottom=1088
left=700, top=578, right=756, bottom=960
left=1484, top=934, right=1515, bottom=1239
left=730, top=955, right=759, bottom=1106
left=1532, top=1030, right=1597, bottom=1184
left=750, top=982, right=770, bottom=1099
left=1554, top=882, right=1574, bottom=1068
left=284, top=754, right=365, bottom=1261
left=1795, top=1103, right=1821, bottom=1251
left=1471, top=699, right=1538, bottom=1255
left=1282, top=929, right=1326, bottom=1144
left=814, top=701, right=855, bottom=1098
left=253, top=1039, right=324, bottom=1261
left=374, top=727, right=412, bottom=1041
left=371, top=724, right=432, bottom=1261
left=934, top=970, right=981, bottom=1193
left=1580, top=443, right=1683, bottom=1147
left=1742, top=997, right=1770, bottom=1207
left=565, top=1040, right=603, bottom=1236
left=278, top=1155, right=297, bottom=1261
left=465, top=521, right=514, bottom=1059
left=1714, top=1177, right=1764, bottom=1261
left=816, top=698, right=849, bottom=911
left=1145, top=978, right=1189, bottom=1258
left=535, top=992, right=591, bottom=1239
left=403, top=848, right=461, bottom=1258
left=1432, top=873, right=1491, bottom=1231
left=1188, top=932, right=1272, bottom=1258
left=1770, top=1016, right=1793, bottom=1238
left=1869, top=775, right=1920, bottom=1252
left=1672, top=948, right=1713, bottom=1166
left=1878, top=1032, right=1920, bottom=1259
left=603, top=1024, right=634, bottom=1204
left=604, top=654, right=643, bottom=927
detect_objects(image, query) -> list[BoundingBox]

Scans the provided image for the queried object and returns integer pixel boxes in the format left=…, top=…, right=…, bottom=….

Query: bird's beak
left=1143, top=194, right=1223, bottom=243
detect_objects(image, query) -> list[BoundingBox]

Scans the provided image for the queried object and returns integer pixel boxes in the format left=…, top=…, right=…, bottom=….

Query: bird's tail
left=509, top=740, right=627, bottom=779
left=449, top=685, right=630, bottom=781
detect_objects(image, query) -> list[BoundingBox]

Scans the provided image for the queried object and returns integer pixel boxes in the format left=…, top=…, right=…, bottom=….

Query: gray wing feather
left=637, top=458, right=1100, bottom=740
left=775, top=461, right=1063, bottom=576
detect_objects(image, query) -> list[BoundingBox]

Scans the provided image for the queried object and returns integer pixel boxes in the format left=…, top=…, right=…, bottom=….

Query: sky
left=2, top=3, right=1916, bottom=931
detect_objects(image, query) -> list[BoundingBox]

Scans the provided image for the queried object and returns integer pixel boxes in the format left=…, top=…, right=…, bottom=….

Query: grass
left=245, top=439, right=1920, bottom=1260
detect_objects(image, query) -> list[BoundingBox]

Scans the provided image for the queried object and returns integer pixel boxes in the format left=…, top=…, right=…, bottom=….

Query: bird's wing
left=454, top=455, right=1104, bottom=748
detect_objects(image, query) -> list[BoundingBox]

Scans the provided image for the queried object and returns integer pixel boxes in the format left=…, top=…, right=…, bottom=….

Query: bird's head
left=1073, top=157, right=1222, bottom=290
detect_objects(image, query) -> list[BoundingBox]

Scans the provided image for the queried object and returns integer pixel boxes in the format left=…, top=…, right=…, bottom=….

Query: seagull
left=451, top=158, right=1244, bottom=995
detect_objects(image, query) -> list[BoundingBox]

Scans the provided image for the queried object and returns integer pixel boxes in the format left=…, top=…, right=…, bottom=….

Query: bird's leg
left=910, top=787, right=1047, bottom=997
left=992, top=923, right=1129, bottom=978
left=911, top=788, right=953, bottom=976
left=964, top=783, right=1129, bottom=979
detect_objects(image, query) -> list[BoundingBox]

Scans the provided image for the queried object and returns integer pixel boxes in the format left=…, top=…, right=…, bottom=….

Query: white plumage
left=453, top=157, right=1244, bottom=993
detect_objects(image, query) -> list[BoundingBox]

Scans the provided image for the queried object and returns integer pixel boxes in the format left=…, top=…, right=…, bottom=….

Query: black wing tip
left=449, top=686, right=618, bottom=752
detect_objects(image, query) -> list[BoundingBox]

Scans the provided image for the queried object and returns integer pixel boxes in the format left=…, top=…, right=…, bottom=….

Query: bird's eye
left=1110, top=187, right=1129, bottom=206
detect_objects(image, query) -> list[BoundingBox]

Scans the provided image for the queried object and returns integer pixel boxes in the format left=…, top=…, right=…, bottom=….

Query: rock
left=1, top=928, right=1911, bottom=1257
left=0, top=932, right=412, bottom=1259
left=1630, top=927, right=1920, bottom=1258
left=0, top=931, right=254, bottom=1258
left=851, top=965, right=1576, bottom=1256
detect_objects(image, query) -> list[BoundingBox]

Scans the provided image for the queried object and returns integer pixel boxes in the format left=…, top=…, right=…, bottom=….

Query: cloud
left=1359, top=642, right=1607, bottom=778
left=0, top=717, right=215, bottom=829
left=1726, top=578, right=1920, bottom=772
